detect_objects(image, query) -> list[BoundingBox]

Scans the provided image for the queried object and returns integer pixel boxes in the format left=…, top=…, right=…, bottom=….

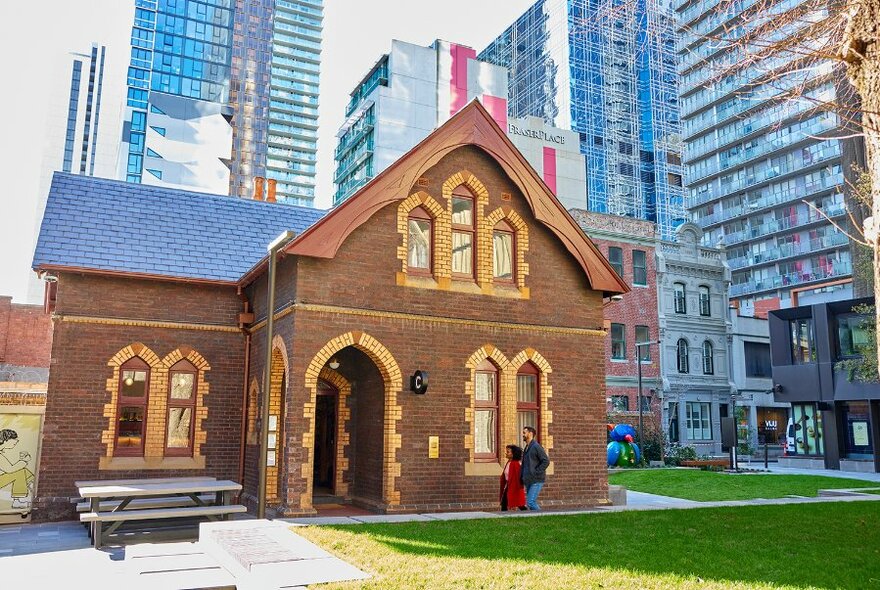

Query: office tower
left=333, top=39, right=508, bottom=206
left=479, top=0, right=686, bottom=238
left=229, top=0, right=321, bottom=205
left=676, top=0, right=854, bottom=315
left=121, top=1, right=321, bottom=203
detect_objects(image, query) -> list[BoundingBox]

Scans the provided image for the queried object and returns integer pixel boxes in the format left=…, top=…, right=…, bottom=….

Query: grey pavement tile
left=283, top=516, right=362, bottom=526
left=423, top=511, right=501, bottom=521
left=350, top=513, right=433, bottom=524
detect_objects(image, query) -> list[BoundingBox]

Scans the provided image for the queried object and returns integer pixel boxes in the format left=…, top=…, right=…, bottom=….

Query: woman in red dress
left=500, top=444, right=526, bottom=511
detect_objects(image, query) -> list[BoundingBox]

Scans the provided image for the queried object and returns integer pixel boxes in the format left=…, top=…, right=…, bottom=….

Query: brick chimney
left=267, top=178, right=277, bottom=203
left=253, top=177, right=265, bottom=201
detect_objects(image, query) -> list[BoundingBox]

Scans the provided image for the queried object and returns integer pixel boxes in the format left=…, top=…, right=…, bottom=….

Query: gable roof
left=32, top=173, right=326, bottom=283
left=281, top=100, right=629, bottom=295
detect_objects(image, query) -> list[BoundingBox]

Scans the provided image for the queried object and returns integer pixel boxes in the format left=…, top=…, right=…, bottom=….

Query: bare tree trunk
left=842, top=0, right=880, bottom=376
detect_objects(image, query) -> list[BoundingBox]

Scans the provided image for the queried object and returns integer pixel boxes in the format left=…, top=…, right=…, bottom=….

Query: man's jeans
left=525, top=482, right=544, bottom=510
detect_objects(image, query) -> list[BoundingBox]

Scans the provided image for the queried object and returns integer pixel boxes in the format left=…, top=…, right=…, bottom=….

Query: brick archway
left=303, top=331, right=403, bottom=510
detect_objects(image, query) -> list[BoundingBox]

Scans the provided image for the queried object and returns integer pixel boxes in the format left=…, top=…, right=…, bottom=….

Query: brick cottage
left=32, top=102, right=627, bottom=520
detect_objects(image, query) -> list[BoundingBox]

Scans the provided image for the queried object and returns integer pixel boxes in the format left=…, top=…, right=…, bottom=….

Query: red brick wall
left=35, top=275, right=246, bottom=520
left=0, top=296, right=53, bottom=368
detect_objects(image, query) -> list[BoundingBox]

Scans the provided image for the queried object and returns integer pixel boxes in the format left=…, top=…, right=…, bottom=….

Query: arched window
left=493, top=219, right=515, bottom=282
left=699, top=285, right=711, bottom=316
left=474, top=358, right=498, bottom=460
left=702, top=341, right=714, bottom=375
left=674, top=283, right=687, bottom=314
left=115, top=357, right=150, bottom=456
left=166, top=359, right=198, bottom=456
left=407, top=206, right=432, bottom=274
left=516, top=362, right=540, bottom=441
left=677, top=339, right=689, bottom=373
left=451, top=187, right=475, bottom=278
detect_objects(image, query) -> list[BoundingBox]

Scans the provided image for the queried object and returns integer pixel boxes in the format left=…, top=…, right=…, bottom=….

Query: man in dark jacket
left=520, top=426, right=549, bottom=510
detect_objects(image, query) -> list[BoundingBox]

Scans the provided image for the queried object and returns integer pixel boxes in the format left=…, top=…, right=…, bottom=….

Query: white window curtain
left=452, top=232, right=472, bottom=274
left=493, top=231, right=513, bottom=279
left=408, top=219, right=430, bottom=268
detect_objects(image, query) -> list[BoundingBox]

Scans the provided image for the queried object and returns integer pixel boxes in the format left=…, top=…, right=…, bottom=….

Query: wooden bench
left=680, top=459, right=729, bottom=468
left=74, top=494, right=217, bottom=513
left=81, top=504, right=247, bottom=548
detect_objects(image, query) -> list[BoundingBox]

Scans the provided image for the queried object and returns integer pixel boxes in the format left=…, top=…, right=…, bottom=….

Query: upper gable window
left=451, top=188, right=475, bottom=278
left=407, top=206, right=432, bottom=274
left=493, top=219, right=514, bottom=283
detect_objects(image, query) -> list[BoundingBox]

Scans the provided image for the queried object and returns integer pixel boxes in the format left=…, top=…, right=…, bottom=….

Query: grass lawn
left=608, top=469, right=878, bottom=501
left=298, top=502, right=880, bottom=589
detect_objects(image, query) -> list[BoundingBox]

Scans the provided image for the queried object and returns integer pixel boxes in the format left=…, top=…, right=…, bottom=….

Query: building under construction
left=480, top=0, right=685, bottom=238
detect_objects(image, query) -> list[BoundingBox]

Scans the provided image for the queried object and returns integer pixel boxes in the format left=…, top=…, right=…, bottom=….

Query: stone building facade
left=32, top=102, right=626, bottom=520
left=658, top=223, right=732, bottom=455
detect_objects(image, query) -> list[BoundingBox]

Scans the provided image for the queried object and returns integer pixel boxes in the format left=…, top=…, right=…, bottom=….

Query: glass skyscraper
left=480, top=0, right=686, bottom=238
left=122, top=0, right=321, bottom=203
left=675, top=0, right=854, bottom=314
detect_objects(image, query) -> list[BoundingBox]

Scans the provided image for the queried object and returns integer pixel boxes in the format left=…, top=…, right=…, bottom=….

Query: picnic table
left=76, top=477, right=246, bottom=548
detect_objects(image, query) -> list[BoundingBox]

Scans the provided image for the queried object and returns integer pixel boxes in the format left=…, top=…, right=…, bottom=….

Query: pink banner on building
left=481, top=94, right=508, bottom=131
left=450, top=44, right=476, bottom=116
left=543, top=147, right=557, bottom=195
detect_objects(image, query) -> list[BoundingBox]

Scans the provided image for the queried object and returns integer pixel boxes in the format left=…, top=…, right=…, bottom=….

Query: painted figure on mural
left=0, top=429, right=35, bottom=510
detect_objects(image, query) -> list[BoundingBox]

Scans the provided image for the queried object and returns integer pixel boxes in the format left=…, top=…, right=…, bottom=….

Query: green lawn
left=608, top=469, right=878, bottom=501
left=298, top=502, right=880, bottom=589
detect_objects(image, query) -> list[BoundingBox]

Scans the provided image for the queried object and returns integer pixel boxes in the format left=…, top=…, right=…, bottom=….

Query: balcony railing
left=730, top=260, right=852, bottom=297
left=726, top=231, right=850, bottom=269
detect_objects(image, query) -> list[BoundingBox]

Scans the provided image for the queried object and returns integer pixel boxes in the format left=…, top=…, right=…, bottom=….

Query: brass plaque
left=428, top=436, right=439, bottom=459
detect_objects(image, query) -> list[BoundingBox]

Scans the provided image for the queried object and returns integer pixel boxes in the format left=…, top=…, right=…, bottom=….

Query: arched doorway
left=313, top=379, right=338, bottom=497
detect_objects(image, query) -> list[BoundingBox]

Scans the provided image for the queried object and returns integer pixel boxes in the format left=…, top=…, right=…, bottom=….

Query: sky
left=0, top=0, right=536, bottom=304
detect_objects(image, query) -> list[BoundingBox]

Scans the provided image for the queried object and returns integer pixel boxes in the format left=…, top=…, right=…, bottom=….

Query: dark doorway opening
left=314, top=380, right=338, bottom=497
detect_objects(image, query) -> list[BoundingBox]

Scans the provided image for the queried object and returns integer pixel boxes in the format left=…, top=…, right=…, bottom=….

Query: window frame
left=492, top=219, right=515, bottom=284
left=407, top=206, right=433, bottom=276
left=702, top=340, right=714, bottom=375
left=473, top=358, right=499, bottom=461
left=674, top=282, right=687, bottom=314
left=790, top=318, right=816, bottom=364
left=164, top=359, right=198, bottom=457
left=516, top=362, right=540, bottom=443
left=699, top=285, right=711, bottom=316
left=114, top=357, right=150, bottom=457
left=635, top=325, right=650, bottom=362
left=686, top=401, right=713, bottom=440
left=611, top=323, right=626, bottom=360
left=608, top=246, right=624, bottom=278
left=632, top=249, right=647, bottom=286
left=677, top=338, right=689, bottom=373
left=610, top=395, right=629, bottom=412
left=451, top=187, right=476, bottom=280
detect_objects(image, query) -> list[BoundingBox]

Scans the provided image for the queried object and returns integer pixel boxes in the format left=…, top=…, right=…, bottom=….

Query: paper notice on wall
left=0, top=413, right=41, bottom=522
left=852, top=421, right=870, bottom=447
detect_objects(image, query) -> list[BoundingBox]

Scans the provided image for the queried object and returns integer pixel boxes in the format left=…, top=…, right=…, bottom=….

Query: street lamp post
left=635, top=340, right=659, bottom=452
left=258, top=230, right=295, bottom=520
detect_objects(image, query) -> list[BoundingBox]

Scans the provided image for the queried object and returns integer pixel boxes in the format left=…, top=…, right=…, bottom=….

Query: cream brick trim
left=303, top=332, right=403, bottom=509
left=509, top=349, right=554, bottom=454
left=102, top=343, right=162, bottom=461
left=101, top=344, right=212, bottom=468
left=397, top=191, right=451, bottom=281
left=463, top=345, right=510, bottom=467
left=58, top=314, right=239, bottom=333
left=318, top=367, right=352, bottom=499
left=267, top=337, right=289, bottom=504
left=485, top=207, right=530, bottom=291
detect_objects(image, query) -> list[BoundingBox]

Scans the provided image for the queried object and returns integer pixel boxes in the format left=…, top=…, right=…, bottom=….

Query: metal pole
left=258, top=231, right=295, bottom=520
left=637, top=344, right=643, bottom=452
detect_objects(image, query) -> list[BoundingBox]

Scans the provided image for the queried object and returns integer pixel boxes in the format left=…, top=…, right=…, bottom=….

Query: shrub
left=665, top=444, right=697, bottom=466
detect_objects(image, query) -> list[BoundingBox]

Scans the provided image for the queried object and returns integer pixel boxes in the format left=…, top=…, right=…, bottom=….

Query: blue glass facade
left=676, top=0, right=853, bottom=312
left=479, top=0, right=685, bottom=238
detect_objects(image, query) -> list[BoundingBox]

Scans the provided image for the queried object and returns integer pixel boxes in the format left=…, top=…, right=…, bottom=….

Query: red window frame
left=165, top=359, right=198, bottom=456
left=407, top=206, right=433, bottom=276
left=492, top=219, right=515, bottom=284
left=474, top=358, right=499, bottom=461
left=114, top=357, right=150, bottom=457
left=516, top=361, right=540, bottom=443
left=451, top=187, right=476, bottom=279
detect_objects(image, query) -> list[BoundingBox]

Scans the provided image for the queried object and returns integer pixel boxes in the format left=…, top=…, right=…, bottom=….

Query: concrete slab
left=349, top=513, right=433, bottom=523
left=281, top=516, right=363, bottom=526
left=423, top=511, right=501, bottom=521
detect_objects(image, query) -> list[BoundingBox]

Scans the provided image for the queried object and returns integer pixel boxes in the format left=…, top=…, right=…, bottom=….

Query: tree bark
left=842, top=0, right=880, bottom=376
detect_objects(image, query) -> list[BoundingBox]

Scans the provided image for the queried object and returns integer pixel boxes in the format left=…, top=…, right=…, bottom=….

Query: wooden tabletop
left=78, top=479, right=241, bottom=498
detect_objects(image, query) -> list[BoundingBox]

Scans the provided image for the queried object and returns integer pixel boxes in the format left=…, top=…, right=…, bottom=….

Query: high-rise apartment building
left=229, top=0, right=321, bottom=204
left=479, top=0, right=686, bottom=238
left=121, top=0, right=321, bottom=203
left=332, top=39, right=508, bottom=206
left=675, top=0, right=854, bottom=315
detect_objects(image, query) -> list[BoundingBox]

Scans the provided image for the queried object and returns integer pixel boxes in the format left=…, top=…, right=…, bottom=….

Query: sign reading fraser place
left=508, top=123, right=566, bottom=144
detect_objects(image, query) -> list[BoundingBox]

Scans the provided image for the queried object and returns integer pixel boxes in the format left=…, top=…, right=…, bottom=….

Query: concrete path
left=739, top=462, right=880, bottom=482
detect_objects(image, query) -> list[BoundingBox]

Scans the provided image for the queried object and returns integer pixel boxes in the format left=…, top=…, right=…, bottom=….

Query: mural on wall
left=0, top=413, right=41, bottom=521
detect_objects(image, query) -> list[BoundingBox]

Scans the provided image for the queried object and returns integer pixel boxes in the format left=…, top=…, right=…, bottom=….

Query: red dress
left=500, top=460, right=526, bottom=510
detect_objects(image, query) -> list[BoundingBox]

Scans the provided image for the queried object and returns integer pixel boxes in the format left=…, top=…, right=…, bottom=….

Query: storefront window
left=837, top=313, right=871, bottom=359
left=757, top=407, right=788, bottom=445
left=843, top=401, right=873, bottom=459
left=791, top=403, right=824, bottom=456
